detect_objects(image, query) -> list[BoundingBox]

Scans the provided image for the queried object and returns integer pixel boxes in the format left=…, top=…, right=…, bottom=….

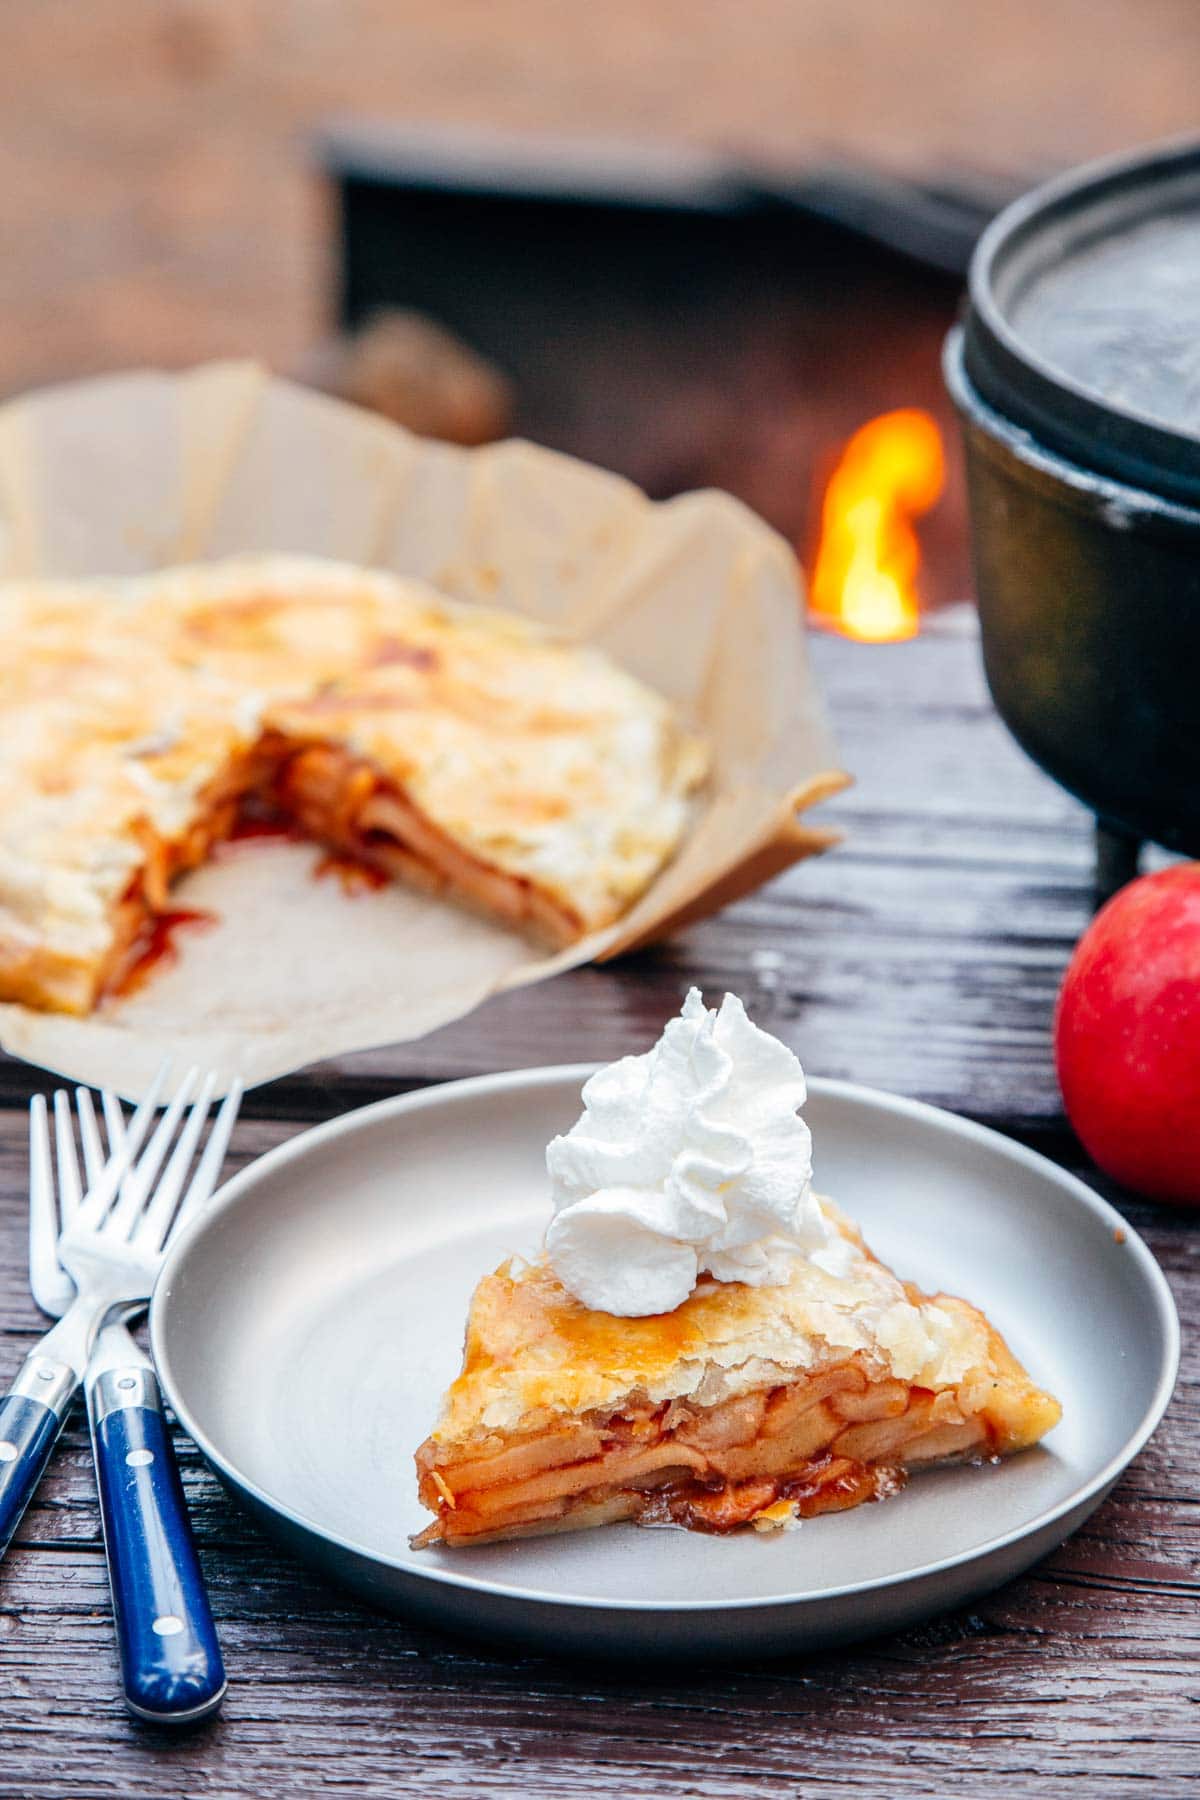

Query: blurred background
left=3, top=0, right=1196, bottom=636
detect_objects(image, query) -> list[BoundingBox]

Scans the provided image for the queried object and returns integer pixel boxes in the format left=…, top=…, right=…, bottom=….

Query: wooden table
left=1, top=619, right=1195, bottom=1797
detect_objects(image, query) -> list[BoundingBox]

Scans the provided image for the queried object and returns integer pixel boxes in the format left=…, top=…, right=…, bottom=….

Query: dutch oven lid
left=963, top=137, right=1200, bottom=507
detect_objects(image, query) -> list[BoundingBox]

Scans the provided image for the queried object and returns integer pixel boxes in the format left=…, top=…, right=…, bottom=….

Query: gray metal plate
left=150, top=1070, right=1179, bottom=1659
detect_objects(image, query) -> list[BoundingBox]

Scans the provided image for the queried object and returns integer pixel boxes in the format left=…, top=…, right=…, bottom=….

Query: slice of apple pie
left=413, top=1200, right=1060, bottom=1547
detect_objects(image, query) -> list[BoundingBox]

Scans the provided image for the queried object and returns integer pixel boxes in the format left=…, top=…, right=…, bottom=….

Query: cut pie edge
left=10, top=728, right=645, bottom=1017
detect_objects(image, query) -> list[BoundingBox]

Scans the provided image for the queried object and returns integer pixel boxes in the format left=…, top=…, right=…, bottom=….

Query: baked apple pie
left=413, top=1200, right=1061, bottom=1547
left=0, top=557, right=706, bottom=1013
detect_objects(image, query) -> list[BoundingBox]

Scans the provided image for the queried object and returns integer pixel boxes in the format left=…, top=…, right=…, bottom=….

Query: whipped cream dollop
left=545, top=988, right=830, bottom=1315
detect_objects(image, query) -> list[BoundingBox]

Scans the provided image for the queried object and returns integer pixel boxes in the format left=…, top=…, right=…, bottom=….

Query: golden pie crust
left=413, top=1198, right=1061, bottom=1545
left=0, top=557, right=706, bottom=1012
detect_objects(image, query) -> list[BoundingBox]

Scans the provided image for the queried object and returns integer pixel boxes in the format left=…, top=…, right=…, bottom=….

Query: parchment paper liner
left=0, top=364, right=847, bottom=1097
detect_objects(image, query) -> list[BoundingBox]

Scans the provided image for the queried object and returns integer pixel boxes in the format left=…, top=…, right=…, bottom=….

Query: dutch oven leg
left=1094, top=820, right=1142, bottom=908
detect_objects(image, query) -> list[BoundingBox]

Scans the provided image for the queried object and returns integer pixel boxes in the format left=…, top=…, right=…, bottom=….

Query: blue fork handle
left=90, top=1371, right=225, bottom=1725
left=0, top=1357, right=76, bottom=1559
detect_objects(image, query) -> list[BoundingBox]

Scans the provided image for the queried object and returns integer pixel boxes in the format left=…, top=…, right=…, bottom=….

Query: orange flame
left=809, top=408, right=945, bottom=643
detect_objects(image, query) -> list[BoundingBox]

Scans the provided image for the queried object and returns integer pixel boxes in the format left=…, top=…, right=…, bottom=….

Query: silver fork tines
left=29, top=1064, right=170, bottom=1320
left=52, top=1093, right=82, bottom=1227
left=28, top=1068, right=243, bottom=1326
left=27, top=1095, right=61, bottom=1318
left=81, top=1067, right=200, bottom=1244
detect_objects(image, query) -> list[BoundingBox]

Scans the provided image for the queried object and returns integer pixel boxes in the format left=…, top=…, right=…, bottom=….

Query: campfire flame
left=809, top=408, right=945, bottom=642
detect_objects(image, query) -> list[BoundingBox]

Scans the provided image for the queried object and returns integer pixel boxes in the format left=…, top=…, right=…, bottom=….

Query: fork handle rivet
left=0, top=1443, right=16, bottom=1463
left=11, top=1356, right=76, bottom=1419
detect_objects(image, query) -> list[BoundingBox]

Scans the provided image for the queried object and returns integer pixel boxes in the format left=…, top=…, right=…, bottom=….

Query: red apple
left=1055, top=863, right=1200, bottom=1202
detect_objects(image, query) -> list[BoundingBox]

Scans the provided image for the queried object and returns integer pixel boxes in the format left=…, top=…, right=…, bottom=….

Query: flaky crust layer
left=423, top=1198, right=1060, bottom=1453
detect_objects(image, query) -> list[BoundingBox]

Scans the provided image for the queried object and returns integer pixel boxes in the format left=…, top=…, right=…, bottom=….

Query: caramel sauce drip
left=109, top=907, right=217, bottom=999
left=222, top=810, right=303, bottom=845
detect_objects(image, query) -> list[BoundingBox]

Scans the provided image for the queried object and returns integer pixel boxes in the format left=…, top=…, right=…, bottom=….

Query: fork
left=5, top=1068, right=240, bottom=1723
left=45, top=1071, right=242, bottom=1724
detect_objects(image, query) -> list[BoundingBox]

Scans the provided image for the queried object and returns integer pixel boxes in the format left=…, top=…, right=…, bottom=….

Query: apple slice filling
left=413, top=1359, right=997, bottom=1548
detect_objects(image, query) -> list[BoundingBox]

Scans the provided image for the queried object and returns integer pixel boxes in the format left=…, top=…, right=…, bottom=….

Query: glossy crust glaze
left=413, top=1199, right=1061, bottom=1546
left=0, top=557, right=707, bottom=1012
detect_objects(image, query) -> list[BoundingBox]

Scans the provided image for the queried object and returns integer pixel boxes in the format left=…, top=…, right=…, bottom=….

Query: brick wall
left=0, top=0, right=1194, bottom=398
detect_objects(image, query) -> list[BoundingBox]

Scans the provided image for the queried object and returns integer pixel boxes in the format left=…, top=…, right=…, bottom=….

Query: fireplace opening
left=317, top=125, right=989, bottom=631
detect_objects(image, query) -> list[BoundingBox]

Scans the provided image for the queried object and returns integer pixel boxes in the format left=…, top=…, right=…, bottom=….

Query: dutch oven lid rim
left=964, top=133, right=1200, bottom=509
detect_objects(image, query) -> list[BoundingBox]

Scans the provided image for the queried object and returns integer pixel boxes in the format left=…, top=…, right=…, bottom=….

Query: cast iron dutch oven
left=944, top=138, right=1200, bottom=868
